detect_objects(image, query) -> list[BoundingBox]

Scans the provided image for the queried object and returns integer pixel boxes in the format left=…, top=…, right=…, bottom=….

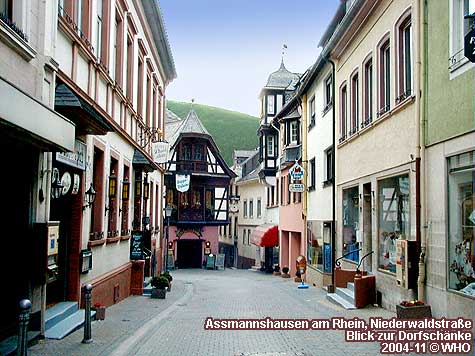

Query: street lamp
left=164, top=206, right=173, bottom=272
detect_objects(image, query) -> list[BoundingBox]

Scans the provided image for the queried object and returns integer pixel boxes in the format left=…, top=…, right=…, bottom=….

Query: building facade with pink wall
left=164, top=110, right=235, bottom=269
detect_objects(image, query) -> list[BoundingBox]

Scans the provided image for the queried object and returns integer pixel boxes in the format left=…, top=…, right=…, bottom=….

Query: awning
left=251, top=225, right=278, bottom=248
left=0, top=76, right=75, bottom=152
left=55, top=83, right=114, bottom=135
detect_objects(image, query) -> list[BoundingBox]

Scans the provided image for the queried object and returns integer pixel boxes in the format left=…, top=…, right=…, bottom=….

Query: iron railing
left=335, top=248, right=362, bottom=267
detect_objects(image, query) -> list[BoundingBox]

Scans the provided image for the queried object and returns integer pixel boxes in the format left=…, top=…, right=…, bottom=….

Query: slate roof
left=264, top=60, right=301, bottom=90
left=166, top=109, right=211, bottom=147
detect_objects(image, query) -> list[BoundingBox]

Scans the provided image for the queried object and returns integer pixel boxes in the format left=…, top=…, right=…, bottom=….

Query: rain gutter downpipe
left=329, top=57, right=336, bottom=294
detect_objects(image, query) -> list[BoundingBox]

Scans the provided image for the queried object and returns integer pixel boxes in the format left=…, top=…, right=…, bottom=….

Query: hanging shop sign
left=465, top=28, right=475, bottom=63
left=289, top=183, right=305, bottom=193
left=152, top=141, right=170, bottom=164
left=176, top=174, right=190, bottom=192
left=56, top=139, right=86, bottom=170
left=289, top=162, right=304, bottom=181
left=71, top=174, right=80, bottom=195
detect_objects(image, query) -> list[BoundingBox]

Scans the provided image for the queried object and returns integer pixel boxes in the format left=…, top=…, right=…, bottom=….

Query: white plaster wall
left=81, top=132, right=137, bottom=283
left=237, top=178, right=266, bottom=263
left=77, top=54, right=89, bottom=93
left=55, top=30, right=72, bottom=77
left=306, top=64, right=334, bottom=223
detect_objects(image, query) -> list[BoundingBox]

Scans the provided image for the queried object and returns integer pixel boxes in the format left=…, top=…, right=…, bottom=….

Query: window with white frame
left=309, top=96, right=316, bottom=127
left=378, top=39, right=391, bottom=117
left=450, top=0, right=475, bottom=69
left=249, top=199, right=254, bottom=218
left=351, top=71, right=359, bottom=135
left=75, top=0, right=82, bottom=34
left=0, top=0, right=12, bottom=20
left=276, top=94, right=283, bottom=113
left=257, top=199, right=262, bottom=218
left=309, top=158, right=316, bottom=189
left=96, top=0, right=103, bottom=59
left=267, top=135, right=274, bottom=156
left=397, top=14, right=413, bottom=103
left=290, top=121, right=298, bottom=144
left=324, top=147, right=333, bottom=184
left=339, top=83, right=348, bottom=141
left=243, top=199, right=248, bottom=218
left=267, top=94, right=275, bottom=115
left=325, top=75, right=333, bottom=109
left=363, top=58, right=373, bottom=126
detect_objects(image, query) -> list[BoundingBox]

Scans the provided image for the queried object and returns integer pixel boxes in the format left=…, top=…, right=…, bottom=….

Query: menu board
left=215, top=254, right=225, bottom=270
left=206, top=254, right=215, bottom=269
left=130, top=231, right=144, bottom=260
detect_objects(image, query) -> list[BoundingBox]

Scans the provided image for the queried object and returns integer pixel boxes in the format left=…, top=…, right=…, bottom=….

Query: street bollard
left=82, top=284, right=93, bottom=344
left=17, top=299, right=32, bottom=356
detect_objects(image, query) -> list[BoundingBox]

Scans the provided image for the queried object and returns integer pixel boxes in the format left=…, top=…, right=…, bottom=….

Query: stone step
left=44, top=309, right=96, bottom=340
left=45, top=302, right=78, bottom=331
left=347, top=282, right=355, bottom=292
left=336, top=287, right=355, bottom=305
left=143, top=277, right=152, bottom=288
left=326, top=292, right=357, bottom=310
left=0, top=331, right=40, bottom=356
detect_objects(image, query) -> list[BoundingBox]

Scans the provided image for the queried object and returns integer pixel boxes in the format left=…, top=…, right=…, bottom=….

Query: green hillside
left=167, top=100, right=259, bottom=166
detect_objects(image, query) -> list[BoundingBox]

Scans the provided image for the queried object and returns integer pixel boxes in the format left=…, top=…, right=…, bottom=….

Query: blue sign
left=323, top=243, right=331, bottom=273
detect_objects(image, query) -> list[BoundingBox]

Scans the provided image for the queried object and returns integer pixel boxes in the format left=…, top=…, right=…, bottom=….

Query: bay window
left=267, top=94, right=275, bottom=115
left=267, top=135, right=274, bottom=156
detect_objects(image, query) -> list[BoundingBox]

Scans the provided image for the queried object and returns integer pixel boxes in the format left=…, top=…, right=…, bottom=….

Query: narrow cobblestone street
left=31, top=269, right=399, bottom=356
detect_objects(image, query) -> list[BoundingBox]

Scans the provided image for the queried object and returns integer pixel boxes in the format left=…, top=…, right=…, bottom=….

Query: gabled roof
left=165, top=108, right=236, bottom=178
left=167, top=108, right=211, bottom=147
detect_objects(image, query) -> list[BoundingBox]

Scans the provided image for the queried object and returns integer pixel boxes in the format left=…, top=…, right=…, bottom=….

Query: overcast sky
left=159, top=0, right=339, bottom=117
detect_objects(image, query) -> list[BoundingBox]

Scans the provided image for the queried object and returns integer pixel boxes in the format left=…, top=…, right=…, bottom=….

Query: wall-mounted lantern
left=122, top=179, right=130, bottom=201
left=51, top=168, right=63, bottom=199
left=82, top=183, right=96, bottom=210
left=135, top=177, right=142, bottom=198
left=143, top=179, right=149, bottom=200
left=108, top=170, right=117, bottom=199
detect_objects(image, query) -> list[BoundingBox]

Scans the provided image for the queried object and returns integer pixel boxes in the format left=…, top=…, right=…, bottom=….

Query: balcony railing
left=57, top=4, right=94, bottom=54
left=176, top=161, right=207, bottom=172
left=0, top=12, right=28, bottom=42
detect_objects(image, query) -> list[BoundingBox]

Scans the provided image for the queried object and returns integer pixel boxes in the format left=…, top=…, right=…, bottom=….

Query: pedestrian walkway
left=29, top=279, right=187, bottom=356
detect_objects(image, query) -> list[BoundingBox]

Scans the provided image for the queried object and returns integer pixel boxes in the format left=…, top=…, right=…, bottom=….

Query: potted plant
left=150, top=276, right=169, bottom=299
left=161, top=271, right=173, bottom=291
left=92, top=302, right=106, bottom=320
left=294, top=271, right=302, bottom=283
left=273, top=265, right=281, bottom=276
left=396, top=300, right=432, bottom=319
left=281, top=266, right=290, bottom=278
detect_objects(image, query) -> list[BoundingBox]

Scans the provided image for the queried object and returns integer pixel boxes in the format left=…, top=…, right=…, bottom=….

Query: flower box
left=396, top=304, right=432, bottom=319
left=93, top=305, right=106, bottom=320
left=151, top=288, right=166, bottom=299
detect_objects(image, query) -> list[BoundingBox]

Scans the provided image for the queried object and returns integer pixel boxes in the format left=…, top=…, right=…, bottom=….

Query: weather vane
left=282, top=44, right=288, bottom=62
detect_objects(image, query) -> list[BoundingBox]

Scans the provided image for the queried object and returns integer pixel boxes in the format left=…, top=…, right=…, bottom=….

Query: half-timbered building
left=165, top=109, right=236, bottom=268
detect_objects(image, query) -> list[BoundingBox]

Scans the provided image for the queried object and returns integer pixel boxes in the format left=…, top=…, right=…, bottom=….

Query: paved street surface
left=29, top=269, right=445, bottom=356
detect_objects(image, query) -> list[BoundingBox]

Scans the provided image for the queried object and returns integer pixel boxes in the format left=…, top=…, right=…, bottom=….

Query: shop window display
left=307, top=221, right=323, bottom=270
left=378, top=174, right=410, bottom=273
left=448, top=152, right=475, bottom=296
left=343, top=186, right=359, bottom=262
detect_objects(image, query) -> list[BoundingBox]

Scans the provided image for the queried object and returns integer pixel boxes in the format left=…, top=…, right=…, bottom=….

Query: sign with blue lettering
left=323, top=243, right=331, bottom=273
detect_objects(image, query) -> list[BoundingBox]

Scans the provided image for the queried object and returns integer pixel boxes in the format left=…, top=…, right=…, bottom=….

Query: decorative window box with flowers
left=396, top=300, right=432, bottom=319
